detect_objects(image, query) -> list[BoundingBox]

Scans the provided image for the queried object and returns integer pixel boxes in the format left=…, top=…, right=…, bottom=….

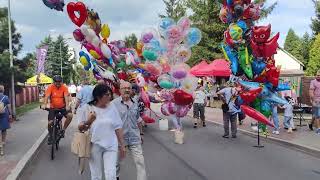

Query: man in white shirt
left=193, top=85, right=207, bottom=128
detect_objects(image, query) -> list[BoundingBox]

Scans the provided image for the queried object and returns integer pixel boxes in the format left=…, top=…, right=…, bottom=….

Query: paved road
left=21, top=117, right=320, bottom=180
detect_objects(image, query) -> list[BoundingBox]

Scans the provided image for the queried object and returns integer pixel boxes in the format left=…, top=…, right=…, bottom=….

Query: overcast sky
left=0, top=0, right=315, bottom=58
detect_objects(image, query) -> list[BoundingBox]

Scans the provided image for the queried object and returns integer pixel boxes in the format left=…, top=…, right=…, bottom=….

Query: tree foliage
left=306, top=34, right=320, bottom=76
left=311, top=0, right=320, bottom=36
left=159, top=0, right=186, bottom=21
left=124, top=33, right=138, bottom=48
left=284, top=28, right=303, bottom=62
left=37, top=35, right=75, bottom=84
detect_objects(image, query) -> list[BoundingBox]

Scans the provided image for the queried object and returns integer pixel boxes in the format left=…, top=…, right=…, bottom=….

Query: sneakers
left=308, top=124, right=314, bottom=131
left=193, top=123, right=198, bottom=128
left=222, top=134, right=229, bottom=138
left=202, top=122, right=206, bottom=127
left=316, top=128, right=320, bottom=135
left=231, top=135, right=237, bottom=138
left=272, top=130, right=280, bottom=135
left=287, top=128, right=293, bottom=133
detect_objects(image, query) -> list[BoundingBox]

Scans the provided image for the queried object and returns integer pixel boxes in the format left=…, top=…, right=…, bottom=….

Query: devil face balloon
left=251, top=24, right=271, bottom=43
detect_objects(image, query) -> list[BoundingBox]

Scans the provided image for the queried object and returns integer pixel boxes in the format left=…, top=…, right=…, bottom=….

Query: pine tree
left=284, top=28, right=303, bottom=62
left=301, top=32, right=312, bottom=67
left=311, top=0, right=320, bottom=36
left=306, top=34, right=320, bottom=76
left=159, top=0, right=186, bottom=21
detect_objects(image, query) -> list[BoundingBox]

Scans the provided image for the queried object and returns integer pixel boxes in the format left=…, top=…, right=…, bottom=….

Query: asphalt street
left=20, top=117, right=320, bottom=180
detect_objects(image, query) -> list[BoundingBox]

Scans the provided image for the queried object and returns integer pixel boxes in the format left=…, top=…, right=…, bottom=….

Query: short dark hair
left=89, top=84, right=113, bottom=105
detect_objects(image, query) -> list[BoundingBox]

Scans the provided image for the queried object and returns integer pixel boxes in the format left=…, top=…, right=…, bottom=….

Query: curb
left=6, top=130, right=48, bottom=180
left=200, top=116, right=320, bottom=159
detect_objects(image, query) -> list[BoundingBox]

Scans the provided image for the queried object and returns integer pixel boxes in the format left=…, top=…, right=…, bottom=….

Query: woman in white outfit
left=77, top=84, right=126, bottom=180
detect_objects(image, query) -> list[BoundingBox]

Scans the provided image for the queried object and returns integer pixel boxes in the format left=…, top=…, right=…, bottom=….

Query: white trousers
left=89, top=143, right=118, bottom=180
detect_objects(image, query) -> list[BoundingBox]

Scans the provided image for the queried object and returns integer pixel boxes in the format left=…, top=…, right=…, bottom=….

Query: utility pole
left=8, top=0, right=16, bottom=117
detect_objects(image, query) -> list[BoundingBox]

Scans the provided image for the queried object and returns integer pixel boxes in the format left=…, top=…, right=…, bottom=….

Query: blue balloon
left=185, top=28, right=202, bottom=47
left=276, top=83, right=291, bottom=91
left=236, top=20, right=248, bottom=34
left=159, top=18, right=175, bottom=33
left=252, top=60, right=266, bottom=76
left=261, top=100, right=271, bottom=112
left=222, top=44, right=238, bottom=75
left=259, top=86, right=271, bottom=98
left=239, top=80, right=260, bottom=89
left=265, top=93, right=288, bottom=105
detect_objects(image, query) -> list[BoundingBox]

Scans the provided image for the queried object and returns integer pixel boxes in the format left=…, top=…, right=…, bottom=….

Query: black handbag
left=221, top=103, right=229, bottom=113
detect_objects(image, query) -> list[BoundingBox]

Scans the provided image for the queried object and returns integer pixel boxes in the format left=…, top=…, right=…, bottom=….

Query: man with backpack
left=217, top=83, right=241, bottom=138
left=0, top=85, right=12, bottom=156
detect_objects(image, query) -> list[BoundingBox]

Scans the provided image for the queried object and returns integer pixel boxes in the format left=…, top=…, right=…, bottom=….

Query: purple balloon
left=160, top=90, right=174, bottom=101
left=73, top=29, right=85, bottom=42
left=142, top=33, right=154, bottom=44
left=172, top=71, right=187, bottom=79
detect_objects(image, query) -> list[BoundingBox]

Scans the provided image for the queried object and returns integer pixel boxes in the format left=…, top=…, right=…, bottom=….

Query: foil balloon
left=158, top=74, right=174, bottom=89
left=159, top=17, right=175, bottom=37
left=73, top=29, right=84, bottom=42
left=79, top=51, right=91, bottom=71
left=100, top=43, right=112, bottom=59
left=170, top=63, right=190, bottom=80
left=221, top=44, right=238, bottom=75
left=145, top=62, right=162, bottom=76
left=185, top=28, right=202, bottom=47
left=125, top=52, right=135, bottom=65
left=136, top=74, right=146, bottom=88
left=252, top=59, right=266, bottom=76
left=42, top=0, right=65, bottom=11
left=86, top=9, right=102, bottom=34
left=67, top=2, right=88, bottom=27
left=161, top=103, right=171, bottom=116
left=177, top=17, right=191, bottom=35
left=142, top=46, right=159, bottom=61
left=160, top=89, right=174, bottom=101
left=239, top=87, right=262, bottom=103
left=141, top=89, right=151, bottom=108
left=166, top=25, right=183, bottom=44
left=101, top=24, right=111, bottom=39
left=241, top=105, right=274, bottom=127
left=176, top=105, right=190, bottom=118
left=173, top=90, right=194, bottom=106
left=93, top=64, right=116, bottom=82
left=175, top=46, right=191, bottom=63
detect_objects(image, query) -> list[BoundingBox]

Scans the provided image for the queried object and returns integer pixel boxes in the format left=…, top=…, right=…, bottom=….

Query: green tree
left=284, top=28, right=303, bottom=62
left=124, top=33, right=138, bottom=48
left=19, top=52, right=36, bottom=79
left=37, top=35, right=75, bottom=84
left=159, top=0, right=186, bottom=21
left=256, top=0, right=278, bottom=20
left=311, top=0, right=320, bottom=36
left=301, top=32, right=312, bottom=67
left=0, top=7, right=22, bottom=56
left=306, top=34, right=320, bottom=76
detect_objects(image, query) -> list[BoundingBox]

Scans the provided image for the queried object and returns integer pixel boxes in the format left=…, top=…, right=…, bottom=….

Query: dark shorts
left=48, top=108, right=68, bottom=121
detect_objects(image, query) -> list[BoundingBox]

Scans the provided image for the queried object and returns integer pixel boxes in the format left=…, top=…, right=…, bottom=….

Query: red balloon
left=240, top=87, right=262, bottom=103
left=266, top=67, right=280, bottom=87
left=67, top=2, right=88, bottom=27
left=117, top=72, right=127, bottom=80
left=173, top=90, right=194, bottom=106
left=240, top=105, right=274, bottom=127
left=141, top=114, right=155, bottom=124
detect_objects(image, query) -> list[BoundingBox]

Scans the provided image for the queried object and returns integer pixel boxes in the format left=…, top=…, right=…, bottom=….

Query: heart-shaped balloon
left=173, top=89, right=194, bottom=106
left=67, top=2, right=88, bottom=27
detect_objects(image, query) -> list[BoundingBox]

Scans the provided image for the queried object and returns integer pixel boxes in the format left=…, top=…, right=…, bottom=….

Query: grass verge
left=16, top=102, right=41, bottom=117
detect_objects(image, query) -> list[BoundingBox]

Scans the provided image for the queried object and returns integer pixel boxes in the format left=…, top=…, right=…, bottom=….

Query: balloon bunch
left=134, top=17, right=201, bottom=119
left=218, top=0, right=290, bottom=131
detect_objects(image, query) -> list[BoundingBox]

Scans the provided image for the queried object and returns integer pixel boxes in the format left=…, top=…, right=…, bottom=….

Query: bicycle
left=44, top=108, right=64, bottom=160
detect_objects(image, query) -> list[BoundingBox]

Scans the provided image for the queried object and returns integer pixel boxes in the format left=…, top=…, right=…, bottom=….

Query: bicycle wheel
left=51, top=123, right=56, bottom=160
left=56, top=123, right=61, bottom=151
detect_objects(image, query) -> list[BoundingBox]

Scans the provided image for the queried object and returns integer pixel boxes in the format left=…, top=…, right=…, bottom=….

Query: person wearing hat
left=42, top=75, right=73, bottom=144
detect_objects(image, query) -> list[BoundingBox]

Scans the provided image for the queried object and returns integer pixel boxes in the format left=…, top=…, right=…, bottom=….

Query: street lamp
left=59, top=37, right=73, bottom=82
left=7, top=0, right=16, bottom=117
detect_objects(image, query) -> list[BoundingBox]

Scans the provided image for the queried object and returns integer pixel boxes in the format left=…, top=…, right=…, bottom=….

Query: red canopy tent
left=190, top=60, right=208, bottom=75
left=190, top=59, right=231, bottom=77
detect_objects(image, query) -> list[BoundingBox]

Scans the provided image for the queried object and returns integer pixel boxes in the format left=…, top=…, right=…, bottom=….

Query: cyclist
left=42, top=75, right=73, bottom=144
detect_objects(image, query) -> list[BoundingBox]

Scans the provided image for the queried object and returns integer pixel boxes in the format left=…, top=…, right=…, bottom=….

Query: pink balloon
left=73, top=29, right=85, bottom=42
left=160, top=89, right=174, bottom=101
left=141, top=88, right=150, bottom=108
left=176, top=105, right=190, bottom=118
left=161, top=103, right=170, bottom=116
left=167, top=101, right=177, bottom=114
